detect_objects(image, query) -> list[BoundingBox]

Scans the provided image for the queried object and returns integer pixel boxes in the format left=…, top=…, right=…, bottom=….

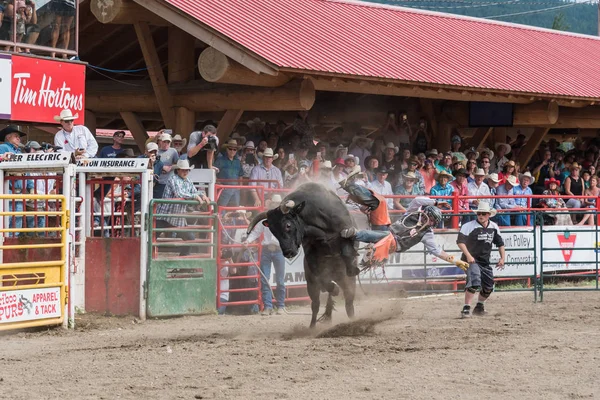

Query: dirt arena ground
left=1, top=291, right=600, bottom=400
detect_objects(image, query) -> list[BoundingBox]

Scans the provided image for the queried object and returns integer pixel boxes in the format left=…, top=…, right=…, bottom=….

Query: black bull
left=247, top=182, right=358, bottom=328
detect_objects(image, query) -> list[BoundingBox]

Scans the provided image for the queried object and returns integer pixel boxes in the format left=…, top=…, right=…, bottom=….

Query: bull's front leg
left=341, top=239, right=360, bottom=277
left=306, top=272, right=321, bottom=329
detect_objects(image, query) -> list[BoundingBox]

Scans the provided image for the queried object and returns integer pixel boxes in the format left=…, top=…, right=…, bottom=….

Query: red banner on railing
left=8, top=55, right=86, bottom=125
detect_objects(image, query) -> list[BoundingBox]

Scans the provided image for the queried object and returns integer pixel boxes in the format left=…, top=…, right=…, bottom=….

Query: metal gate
left=77, top=158, right=152, bottom=318
left=146, top=198, right=217, bottom=317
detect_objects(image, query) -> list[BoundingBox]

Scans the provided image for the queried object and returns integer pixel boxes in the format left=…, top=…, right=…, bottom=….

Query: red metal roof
left=164, top=0, right=600, bottom=100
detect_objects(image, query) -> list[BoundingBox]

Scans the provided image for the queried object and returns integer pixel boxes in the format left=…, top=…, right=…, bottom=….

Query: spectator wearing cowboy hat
left=53, top=109, right=98, bottom=158
left=397, top=155, right=425, bottom=194
left=485, top=173, right=501, bottom=220
left=139, top=142, right=164, bottom=189
left=99, top=130, right=126, bottom=158
left=155, top=159, right=210, bottom=256
left=393, top=170, right=424, bottom=211
left=380, top=142, right=400, bottom=178
left=0, top=125, right=33, bottom=236
left=368, top=166, right=394, bottom=209
left=155, top=132, right=180, bottom=199
left=349, top=134, right=373, bottom=170
left=243, top=194, right=287, bottom=316
left=215, top=139, right=244, bottom=207
left=249, top=148, right=283, bottom=207
left=363, top=155, right=379, bottom=183
left=465, top=168, right=491, bottom=223
left=496, top=175, right=520, bottom=226
left=430, top=170, right=455, bottom=220
left=172, top=134, right=188, bottom=159
left=513, top=172, right=533, bottom=226
left=451, top=168, right=470, bottom=219
left=541, top=177, right=571, bottom=226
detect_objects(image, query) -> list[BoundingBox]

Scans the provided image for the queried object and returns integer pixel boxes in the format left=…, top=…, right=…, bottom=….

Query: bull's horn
left=247, top=211, right=268, bottom=235
left=280, top=200, right=295, bottom=214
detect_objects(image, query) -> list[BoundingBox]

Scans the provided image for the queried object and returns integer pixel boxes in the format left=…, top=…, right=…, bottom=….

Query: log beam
left=91, top=0, right=169, bottom=26
left=443, top=101, right=559, bottom=127
left=466, top=127, right=493, bottom=150
left=120, top=112, right=149, bottom=151
left=552, top=106, right=600, bottom=129
left=310, top=77, right=535, bottom=104
left=198, top=47, right=290, bottom=87
left=518, top=128, right=550, bottom=167
left=85, top=79, right=315, bottom=113
left=217, top=110, right=244, bottom=143
left=134, top=21, right=175, bottom=128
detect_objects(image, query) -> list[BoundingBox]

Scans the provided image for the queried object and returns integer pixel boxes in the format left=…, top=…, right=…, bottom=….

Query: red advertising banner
left=10, top=55, right=86, bottom=125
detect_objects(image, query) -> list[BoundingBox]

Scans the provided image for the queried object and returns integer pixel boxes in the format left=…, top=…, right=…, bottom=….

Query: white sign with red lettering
left=0, top=287, right=62, bottom=324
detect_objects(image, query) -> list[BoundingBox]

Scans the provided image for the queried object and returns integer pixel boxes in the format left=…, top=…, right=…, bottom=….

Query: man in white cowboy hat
left=155, top=159, right=210, bottom=256
left=155, top=132, right=180, bottom=199
left=187, top=124, right=219, bottom=170
left=348, top=134, right=372, bottom=170
left=99, top=130, right=126, bottom=158
left=457, top=202, right=506, bottom=318
left=466, top=168, right=491, bottom=222
left=393, top=170, right=424, bottom=211
left=53, top=109, right=98, bottom=158
left=214, top=139, right=244, bottom=206
left=172, top=134, right=188, bottom=159
left=491, top=143, right=511, bottom=173
left=244, top=194, right=287, bottom=315
left=249, top=148, right=283, bottom=207
left=496, top=175, right=520, bottom=226
left=513, top=171, right=533, bottom=226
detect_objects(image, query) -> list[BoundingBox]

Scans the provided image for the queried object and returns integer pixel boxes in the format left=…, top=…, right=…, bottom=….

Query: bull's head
left=247, top=200, right=306, bottom=258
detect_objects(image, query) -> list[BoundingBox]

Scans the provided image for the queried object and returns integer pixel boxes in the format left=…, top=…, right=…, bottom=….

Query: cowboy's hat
left=465, top=147, right=479, bottom=160
left=334, top=158, right=346, bottom=167
left=505, top=175, right=518, bottom=186
left=486, top=173, right=500, bottom=183
left=453, top=168, right=468, bottom=177
left=321, top=160, right=333, bottom=170
left=0, top=125, right=27, bottom=141
left=222, top=139, right=241, bottom=150
left=172, top=134, right=187, bottom=147
left=474, top=168, right=486, bottom=176
left=545, top=177, right=560, bottom=187
left=350, top=134, right=374, bottom=149
left=244, top=141, right=255, bottom=149
left=479, top=147, right=494, bottom=161
left=261, top=148, right=279, bottom=160
left=173, top=159, right=194, bottom=170
left=472, top=202, right=497, bottom=217
left=495, top=142, right=511, bottom=154
left=505, top=160, right=516, bottom=168
left=247, top=117, right=265, bottom=129
left=519, top=171, right=534, bottom=183
left=384, top=142, right=399, bottom=153
left=231, top=132, right=247, bottom=145
left=403, top=171, right=417, bottom=180
left=267, top=194, right=283, bottom=208
left=426, top=149, right=438, bottom=157
left=435, top=170, right=453, bottom=180
left=571, top=162, right=581, bottom=170
left=53, top=109, right=78, bottom=122
left=375, top=166, right=389, bottom=174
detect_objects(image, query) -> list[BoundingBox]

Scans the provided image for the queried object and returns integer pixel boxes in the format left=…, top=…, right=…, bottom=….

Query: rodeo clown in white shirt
left=53, top=109, right=98, bottom=159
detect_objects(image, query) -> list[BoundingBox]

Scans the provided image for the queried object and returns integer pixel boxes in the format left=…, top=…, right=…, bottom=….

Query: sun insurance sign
left=0, top=54, right=86, bottom=125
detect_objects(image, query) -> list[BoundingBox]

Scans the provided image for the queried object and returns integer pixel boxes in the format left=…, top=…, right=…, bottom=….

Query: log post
left=84, top=110, right=97, bottom=137
left=217, top=110, right=244, bottom=143
left=466, top=127, right=493, bottom=150
left=198, top=47, right=290, bottom=87
left=91, top=0, right=169, bottom=26
left=134, top=21, right=175, bottom=128
left=120, top=112, right=149, bottom=151
left=437, top=121, right=454, bottom=153
left=168, top=26, right=196, bottom=138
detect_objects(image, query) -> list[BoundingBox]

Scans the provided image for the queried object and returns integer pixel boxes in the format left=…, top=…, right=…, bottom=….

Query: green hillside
left=369, top=0, right=598, bottom=36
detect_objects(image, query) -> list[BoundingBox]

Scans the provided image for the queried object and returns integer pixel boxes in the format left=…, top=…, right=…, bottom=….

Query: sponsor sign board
left=0, top=287, right=62, bottom=324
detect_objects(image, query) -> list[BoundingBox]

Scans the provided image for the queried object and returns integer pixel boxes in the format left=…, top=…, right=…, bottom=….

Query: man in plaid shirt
left=156, top=160, right=210, bottom=256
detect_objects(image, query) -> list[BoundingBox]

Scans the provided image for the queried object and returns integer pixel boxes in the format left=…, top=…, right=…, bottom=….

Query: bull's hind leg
left=318, top=293, right=336, bottom=324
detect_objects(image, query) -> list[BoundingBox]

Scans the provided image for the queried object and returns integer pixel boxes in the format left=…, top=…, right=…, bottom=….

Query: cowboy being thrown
left=340, top=196, right=469, bottom=271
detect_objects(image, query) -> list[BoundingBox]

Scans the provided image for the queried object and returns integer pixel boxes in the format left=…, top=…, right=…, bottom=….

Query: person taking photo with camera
left=187, top=125, right=219, bottom=170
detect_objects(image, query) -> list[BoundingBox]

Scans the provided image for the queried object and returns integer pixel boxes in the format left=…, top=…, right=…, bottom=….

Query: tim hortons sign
left=5, top=55, right=86, bottom=125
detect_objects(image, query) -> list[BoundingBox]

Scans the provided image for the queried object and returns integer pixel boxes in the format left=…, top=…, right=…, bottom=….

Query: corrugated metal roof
left=164, top=0, right=600, bottom=99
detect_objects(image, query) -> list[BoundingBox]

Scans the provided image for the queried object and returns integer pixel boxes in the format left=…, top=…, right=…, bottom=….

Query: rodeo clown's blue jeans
left=354, top=229, right=390, bottom=244
left=259, top=245, right=286, bottom=311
